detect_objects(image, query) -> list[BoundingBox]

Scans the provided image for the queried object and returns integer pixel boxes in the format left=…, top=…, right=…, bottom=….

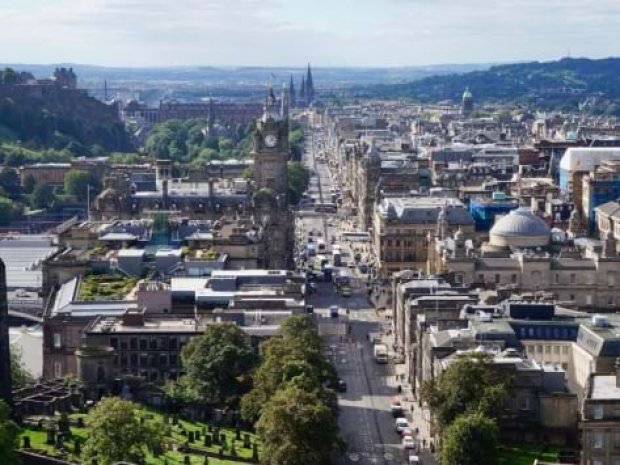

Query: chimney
left=122, top=308, right=145, bottom=327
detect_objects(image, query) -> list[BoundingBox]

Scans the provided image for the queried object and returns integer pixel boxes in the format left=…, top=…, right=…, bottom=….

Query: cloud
left=0, top=0, right=618, bottom=66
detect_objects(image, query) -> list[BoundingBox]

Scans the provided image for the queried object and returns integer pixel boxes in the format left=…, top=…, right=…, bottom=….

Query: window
left=594, top=432, right=604, bottom=449
left=609, top=295, right=615, bottom=306
left=555, top=274, right=560, bottom=284
left=54, top=361, right=62, bottom=378
left=454, top=274, right=463, bottom=284
left=478, top=274, right=484, bottom=282
left=570, top=294, right=575, bottom=301
left=554, top=346, right=560, bottom=355
left=593, top=405, right=604, bottom=420
left=139, top=338, right=148, bottom=350
left=537, top=345, right=543, bottom=354
left=120, top=338, right=128, bottom=350
left=586, top=295, right=593, bottom=306
left=519, top=397, right=530, bottom=410
left=561, top=363, right=568, bottom=370
left=511, top=274, right=517, bottom=284
left=495, top=274, right=501, bottom=284
left=545, top=345, right=551, bottom=354
left=614, top=432, right=620, bottom=449
left=130, top=337, right=138, bottom=350
left=570, top=274, right=576, bottom=284
left=53, top=333, right=62, bottom=349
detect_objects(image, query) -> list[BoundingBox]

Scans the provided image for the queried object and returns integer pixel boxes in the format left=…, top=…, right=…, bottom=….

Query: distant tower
left=281, top=83, right=289, bottom=119
left=0, top=259, right=13, bottom=408
left=289, top=75, right=296, bottom=109
left=300, top=76, right=306, bottom=108
left=305, top=63, right=315, bottom=107
left=461, top=87, right=474, bottom=117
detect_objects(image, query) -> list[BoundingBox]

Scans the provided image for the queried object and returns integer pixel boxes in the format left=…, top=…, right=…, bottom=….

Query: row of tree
left=420, top=352, right=512, bottom=465
left=241, top=315, right=342, bottom=465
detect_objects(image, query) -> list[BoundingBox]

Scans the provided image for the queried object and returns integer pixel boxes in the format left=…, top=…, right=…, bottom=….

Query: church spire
left=305, top=63, right=315, bottom=106
left=300, top=75, right=305, bottom=107
left=289, top=75, right=296, bottom=109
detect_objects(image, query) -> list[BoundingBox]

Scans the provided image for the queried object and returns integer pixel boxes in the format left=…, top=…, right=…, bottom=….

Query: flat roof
left=590, top=375, right=620, bottom=400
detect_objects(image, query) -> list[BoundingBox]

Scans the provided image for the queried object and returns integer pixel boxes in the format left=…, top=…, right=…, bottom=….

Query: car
left=402, top=436, right=416, bottom=450
left=395, top=417, right=409, bottom=434
left=390, top=400, right=405, bottom=417
left=408, top=455, right=421, bottom=465
left=347, top=261, right=355, bottom=269
left=336, top=379, right=347, bottom=393
left=330, top=305, right=339, bottom=318
left=401, top=427, right=414, bottom=437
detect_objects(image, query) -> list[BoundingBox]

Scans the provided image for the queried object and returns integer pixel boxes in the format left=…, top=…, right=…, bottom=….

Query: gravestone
left=46, top=426, right=56, bottom=445
left=252, top=442, right=259, bottom=461
left=22, top=436, right=31, bottom=448
left=243, top=433, right=251, bottom=449
left=204, top=434, right=212, bottom=447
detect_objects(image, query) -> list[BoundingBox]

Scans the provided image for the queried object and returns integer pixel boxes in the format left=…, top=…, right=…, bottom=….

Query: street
left=295, top=124, right=437, bottom=465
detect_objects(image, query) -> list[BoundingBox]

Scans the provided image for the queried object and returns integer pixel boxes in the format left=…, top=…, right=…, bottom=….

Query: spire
left=300, top=76, right=306, bottom=107
left=289, top=75, right=296, bottom=109
left=281, top=82, right=289, bottom=119
left=305, top=63, right=315, bottom=106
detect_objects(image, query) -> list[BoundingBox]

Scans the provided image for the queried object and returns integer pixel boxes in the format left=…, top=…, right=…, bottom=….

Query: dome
left=489, top=207, right=550, bottom=248
left=462, top=87, right=473, bottom=100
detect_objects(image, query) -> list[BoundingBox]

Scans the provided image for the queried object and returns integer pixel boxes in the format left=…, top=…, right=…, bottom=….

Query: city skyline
left=0, top=0, right=619, bottom=67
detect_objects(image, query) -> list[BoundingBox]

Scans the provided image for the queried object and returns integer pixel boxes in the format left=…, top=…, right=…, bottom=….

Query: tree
left=64, top=169, right=98, bottom=202
left=0, top=400, right=19, bottom=465
left=287, top=162, right=310, bottom=205
left=441, top=412, right=499, bottom=465
left=0, top=197, right=17, bottom=226
left=22, top=174, right=36, bottom=194
left=82, top=397, right=165, bottom=465
left=241, top=315, right=336, bottom=423
left=257, top=383, right=341, bottom=465
left=31, top=182, right=55, bottom=209
left=0, top=168, right=21, bottom=199
left=179, top=323, right=257, bottom=406
left=11, top=344, right=33, bottom=388
left=420, top=352, right=511, bottom=431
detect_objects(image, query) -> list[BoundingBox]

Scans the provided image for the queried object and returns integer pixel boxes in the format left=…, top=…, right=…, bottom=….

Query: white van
left=408, top=455, right=420, bottom=465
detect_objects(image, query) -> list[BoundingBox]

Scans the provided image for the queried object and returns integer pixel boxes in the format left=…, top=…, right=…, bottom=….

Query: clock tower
left=251, top=86, right=289, bottom=199
left=251, top=86, right=292, bottom=269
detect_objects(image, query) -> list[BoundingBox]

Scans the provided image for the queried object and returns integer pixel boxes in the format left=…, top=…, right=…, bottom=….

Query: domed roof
left=489, top=207, right=550, bottom=248
left=462, top=87, right=473, bottom=100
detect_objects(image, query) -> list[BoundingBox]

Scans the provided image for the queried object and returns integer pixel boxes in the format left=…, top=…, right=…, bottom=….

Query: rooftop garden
left=77, top=273, right=138, bottom=301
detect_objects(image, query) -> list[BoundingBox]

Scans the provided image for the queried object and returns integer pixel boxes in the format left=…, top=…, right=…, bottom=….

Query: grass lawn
left=77, top=273, right=138, bottom=301
left=20, top=411, right=260, bottom=465
left=498, top=443, right=560, bottom=465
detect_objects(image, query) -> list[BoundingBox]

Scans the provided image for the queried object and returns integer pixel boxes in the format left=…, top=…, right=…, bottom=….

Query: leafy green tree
left=441, top=412, right=499, bottom=465
left=0, top=197, right=17, bottom=226
left=179, top=323, right=257, bottom=406
left=22, top=174, right=36, bottom=194
left=0, top=400, right=19, bottom=465
left=31, top=182, right=55, bottom=209
left=64, top=169, right=99, bottom=202
left=241, top=315, right=336, bottom=423
left=420, top=352, right=511, bottom=431
left=4, top=151, right=25, bottom=168
left=82, top=397, right=165, bottom=465
left=11, top=344, right=34, bottom=388
left=287, top=161, right=310, bottom=205
left=0, top=168, right=21, bottom=199
left=257, top=383, right=341, bottom=465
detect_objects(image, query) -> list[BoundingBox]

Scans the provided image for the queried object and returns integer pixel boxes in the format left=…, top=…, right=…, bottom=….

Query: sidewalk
left=377, top=310, right=438, bottom=464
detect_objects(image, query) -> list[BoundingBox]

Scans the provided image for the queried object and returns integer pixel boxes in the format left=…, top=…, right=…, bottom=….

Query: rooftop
left=590, top=374, right=620, bottom=400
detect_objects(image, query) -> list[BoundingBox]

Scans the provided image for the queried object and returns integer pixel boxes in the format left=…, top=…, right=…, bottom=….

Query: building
left=468, top=193, right=520, bottom=231
left=373, top=197, right=474, bottom=276
left=582, top=368, right=620, bottom=465
left=431, top=207, right=620, bottom=310
left=0, top=259, right=12, bottom=407
left=461, top=88, right=474, bottom=117
left=583, top=160, right=620, bottom=233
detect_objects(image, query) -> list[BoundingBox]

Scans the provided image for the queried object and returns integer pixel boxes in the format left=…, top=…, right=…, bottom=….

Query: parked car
left=395, top=417, right=409, bottom=434
left=408, top=455, right=420, bottom=465
left=390, top=400, right=404, bottom=418
left=402, top=436, right=416, bottom=450
left=336, top=379, right=347, bottom=393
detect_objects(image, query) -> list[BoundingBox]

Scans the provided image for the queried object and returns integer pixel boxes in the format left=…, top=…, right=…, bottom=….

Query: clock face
left=264, top=134, right=278, bottom=148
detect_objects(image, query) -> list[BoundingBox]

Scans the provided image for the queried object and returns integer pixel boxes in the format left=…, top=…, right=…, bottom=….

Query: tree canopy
left=11, top=345, right=33, bottom=389
left=256, top=383, right=342, bottom=465
left=31, top=182, right=55, bottom=209
left=82, top=397, right=165, bottom=465
left=287, top=161, right=310, bottom=205
left=0, top=400, right=19, bottom=465
left=440, top=412, right=499, bottom=465
left=64, top=169, right=100, bottom=202
left=420, top=352, right=511, bottom=431
left=176, top=323, right=257, bottom=407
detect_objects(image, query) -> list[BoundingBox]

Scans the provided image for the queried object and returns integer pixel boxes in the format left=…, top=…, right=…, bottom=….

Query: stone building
left=430, top=207, right=620, bottom=310
left=373, top=197, right=474, bottom=277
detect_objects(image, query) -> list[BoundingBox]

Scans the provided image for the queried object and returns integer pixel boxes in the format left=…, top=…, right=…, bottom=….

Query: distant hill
left=355, top=58, right=620, bottom=115
left=0, top=68, right=130, bottom=151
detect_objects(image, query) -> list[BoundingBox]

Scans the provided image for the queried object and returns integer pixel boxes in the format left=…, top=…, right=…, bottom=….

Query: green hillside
left=355, top=57, right=620, bottom=115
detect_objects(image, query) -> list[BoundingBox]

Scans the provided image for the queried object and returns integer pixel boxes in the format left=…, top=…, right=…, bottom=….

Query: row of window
left=525, top=344, right=570, bottom=355
left=108, top=335, right=190, bottom=352
left=114, top=352, right=179, bottom=369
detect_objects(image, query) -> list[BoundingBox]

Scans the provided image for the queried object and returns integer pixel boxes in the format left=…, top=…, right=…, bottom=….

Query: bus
left=332, top=249, right=342, bottom=266
left=315, top=203, right=337, bottom=213
left=342, top=231, right=371, bottom=242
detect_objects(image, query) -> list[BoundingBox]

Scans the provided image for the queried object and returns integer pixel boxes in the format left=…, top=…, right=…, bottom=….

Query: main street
left=295, top=123, right=436, bottom=465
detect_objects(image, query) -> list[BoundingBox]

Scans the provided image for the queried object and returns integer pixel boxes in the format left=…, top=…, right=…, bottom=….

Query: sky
left=0, top=0, right=619, bottom=67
